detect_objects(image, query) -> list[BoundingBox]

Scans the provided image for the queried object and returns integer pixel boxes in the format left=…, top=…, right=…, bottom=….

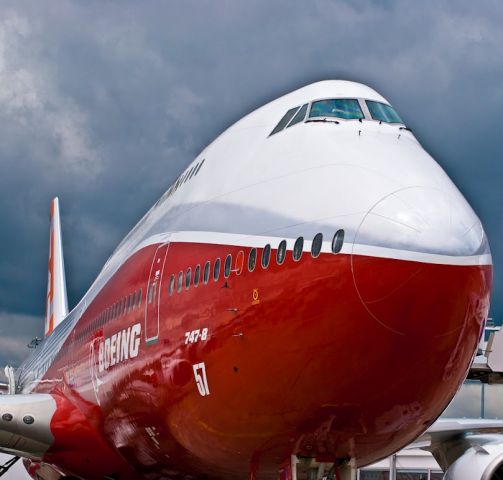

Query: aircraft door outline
left=145, top=242, right=170, bottom=345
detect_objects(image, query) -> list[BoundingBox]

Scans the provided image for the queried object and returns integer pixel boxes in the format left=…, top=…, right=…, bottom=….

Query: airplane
left=0, top=80, right=494, bottom=480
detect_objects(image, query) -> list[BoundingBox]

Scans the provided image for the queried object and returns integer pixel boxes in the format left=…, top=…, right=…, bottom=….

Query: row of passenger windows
left=75, top=288, right=143, bottom=343
left=167, top=230, right=344, bottom=295
left=269, top=98, right=403, bottom=136
left=157, top=158, right=206, bottom=206
left=75, top=229, right=345, bottom=338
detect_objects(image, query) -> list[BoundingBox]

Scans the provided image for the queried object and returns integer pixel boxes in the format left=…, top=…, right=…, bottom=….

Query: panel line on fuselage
left=123, top=230, right=492, bottom=267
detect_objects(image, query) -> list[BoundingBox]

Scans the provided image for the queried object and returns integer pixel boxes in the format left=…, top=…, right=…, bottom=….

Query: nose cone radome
left=351, top=186, right=492, bottom=337
left=353, top=186, right=488, bottom=257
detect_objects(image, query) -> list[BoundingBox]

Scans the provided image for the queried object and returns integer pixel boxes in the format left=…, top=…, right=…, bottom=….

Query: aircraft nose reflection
left=353, top=186, right=487, bottom=258
left=351, top=186, right=491, bottom=337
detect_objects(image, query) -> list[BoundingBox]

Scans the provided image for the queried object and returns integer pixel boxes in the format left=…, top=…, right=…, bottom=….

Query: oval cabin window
left=293, top=237, right=304, bottom=261
left=213, top=258, right=221, bottom=281
left=185, top=268, right=192, bottom=290
left=332, top=229, right=345, bottom=254
left=261, top=244, right=271, bottom=268
left=203, top=261, right=211, bottom=284
left=277, top=240, right=287, bottom=265
left=248, top=248, right=257, bottom=272
left=311, top=233, right=323, bottom=258
left=194, top=265, right=201, bottom=287
left=224, top=254, right=232, bottom=278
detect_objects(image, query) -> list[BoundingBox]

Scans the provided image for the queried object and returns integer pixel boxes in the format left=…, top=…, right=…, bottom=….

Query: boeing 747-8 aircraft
left=0, top=81, right=494, bottom=479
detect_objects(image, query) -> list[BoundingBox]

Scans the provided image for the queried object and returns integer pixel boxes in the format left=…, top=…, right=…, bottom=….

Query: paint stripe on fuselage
left=126, top=230, right=492, bottom=267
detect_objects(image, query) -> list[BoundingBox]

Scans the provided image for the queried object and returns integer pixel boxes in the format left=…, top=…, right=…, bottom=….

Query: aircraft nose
left=353, top=186, right=488, bottom=258
left=351, top=186, right=492, bottom=337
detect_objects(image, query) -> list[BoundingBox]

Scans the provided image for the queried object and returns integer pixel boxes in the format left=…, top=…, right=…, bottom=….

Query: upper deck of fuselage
left=104, top=81, right=409, bottom=247
left=81, top=80, right=483, bottom=307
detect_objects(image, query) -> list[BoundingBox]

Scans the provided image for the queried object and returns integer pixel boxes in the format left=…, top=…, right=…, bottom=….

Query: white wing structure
left=410, top=419, right=503, bottom=479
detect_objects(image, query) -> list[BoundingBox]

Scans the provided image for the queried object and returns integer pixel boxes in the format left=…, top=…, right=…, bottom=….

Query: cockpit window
left=270, top=107, right=300, bottom=136
left=309, top=99, right=364, bottom=120
left=287, top=104, right=308, bottom=128
left=366, top=101, right=403, bottom=124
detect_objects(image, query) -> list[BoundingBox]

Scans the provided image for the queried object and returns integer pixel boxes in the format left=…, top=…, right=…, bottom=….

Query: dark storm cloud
left=0, top=0, right=502, bottom=369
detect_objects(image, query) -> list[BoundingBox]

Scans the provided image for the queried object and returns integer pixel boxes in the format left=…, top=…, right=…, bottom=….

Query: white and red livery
left=0, top=81, right=493, bottom=479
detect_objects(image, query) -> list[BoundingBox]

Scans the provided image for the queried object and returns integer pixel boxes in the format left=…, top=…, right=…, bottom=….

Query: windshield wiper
left=305, top=118, right=340, bottom=124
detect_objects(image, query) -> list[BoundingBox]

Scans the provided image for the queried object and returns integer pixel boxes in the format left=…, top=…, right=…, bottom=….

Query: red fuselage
left=32, top=240, right=491, bottom=479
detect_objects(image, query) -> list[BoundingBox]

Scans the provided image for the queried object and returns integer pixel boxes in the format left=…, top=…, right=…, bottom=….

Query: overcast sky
left=0, top=0, right=502, bottom=370
left=0, top=2, right=501, bottom=478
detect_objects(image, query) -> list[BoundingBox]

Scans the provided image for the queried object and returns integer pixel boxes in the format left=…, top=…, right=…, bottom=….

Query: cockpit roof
left=271, top=80, right=388, bottom=111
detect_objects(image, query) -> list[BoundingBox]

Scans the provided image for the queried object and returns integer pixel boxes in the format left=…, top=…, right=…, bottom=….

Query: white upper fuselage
left=109, top=79, right=489, bottom=271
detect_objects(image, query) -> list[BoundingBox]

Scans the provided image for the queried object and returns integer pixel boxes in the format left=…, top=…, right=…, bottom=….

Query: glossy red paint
left=32, top=239, right=491, bottom=479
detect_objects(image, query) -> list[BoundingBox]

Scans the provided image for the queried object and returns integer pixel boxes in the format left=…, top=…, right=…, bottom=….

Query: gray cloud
left=0, top=312, right=42, bottom=369
left=0, top=0, right=501, bottom=368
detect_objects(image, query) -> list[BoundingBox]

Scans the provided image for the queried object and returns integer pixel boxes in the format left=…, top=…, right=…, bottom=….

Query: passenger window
left=193, top=264, right=200, bottom=286
left=184, top=167, right=195, bottom=183
left=177, top=271, right=183, bottom=292
left=189, top=164, right=198, bottom=180
left=185, top=268, right=192, bottom=290
left=194, top=158, right=205, bottom=176
left=277, top=240, right=287, bottom=265
left=235, top=250, right=244, bottom=275
left=287, top=104, right=308, bottom=128
left=127, top=294, right=131, bottom=312
left=270, top=107, right=300, bottom=136
left=311, top=233, right=323, bottom=258
left=248, top=248, right=257, bottom=272
left=213, top=258, right=221, bottom=281
left=293, top=237, right=304, bottom=261
left=148, top=285, right=156, bottom=304
left=261, top=244, right=271, bottom=268
left=332, top=229, right=345, bottom=254
left=138, top=288, right=142, bottom=307
left=203, top=261, right=211, bottom=284
left=131, top=291, right=136, bottom=309
left=224, top=254, right=232, bottom=278
left=169, top=274, right=175, bottom=295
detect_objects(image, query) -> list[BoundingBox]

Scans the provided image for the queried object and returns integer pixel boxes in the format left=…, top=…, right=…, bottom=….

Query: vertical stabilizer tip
left=44, top=197, right=68, bottom=337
